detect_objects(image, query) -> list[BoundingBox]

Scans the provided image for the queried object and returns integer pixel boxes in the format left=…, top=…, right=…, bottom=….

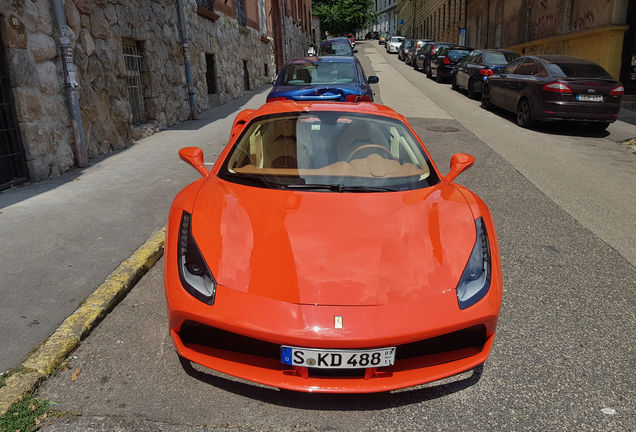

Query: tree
left=312, top=0, right=377, bottom=36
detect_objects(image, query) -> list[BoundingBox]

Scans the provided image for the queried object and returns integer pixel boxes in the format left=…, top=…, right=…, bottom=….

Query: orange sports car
left=164, top=101, right=502, bottom=393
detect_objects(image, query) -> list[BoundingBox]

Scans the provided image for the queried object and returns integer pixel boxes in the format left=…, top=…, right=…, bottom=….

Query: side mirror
left=368, top=76, right=379, bottom=84
left=446, top=153, right=475, bottom=182
left=353, top=49, right=358, bottom=54
left=179, top=147, right=209, bottom=177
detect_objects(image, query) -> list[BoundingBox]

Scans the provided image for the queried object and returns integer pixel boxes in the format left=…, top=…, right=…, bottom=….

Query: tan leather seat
left=336, top=120, right=390, bottom=161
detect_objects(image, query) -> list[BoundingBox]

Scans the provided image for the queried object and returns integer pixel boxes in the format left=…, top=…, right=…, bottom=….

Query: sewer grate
left=425, top=126, right=460, bottom=132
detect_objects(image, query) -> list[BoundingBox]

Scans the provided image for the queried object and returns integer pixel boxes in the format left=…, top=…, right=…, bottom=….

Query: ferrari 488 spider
left=164, top=101, right=502, bottom=393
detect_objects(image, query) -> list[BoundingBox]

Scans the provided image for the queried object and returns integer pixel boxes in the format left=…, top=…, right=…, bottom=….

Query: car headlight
left=178, top=211, right=217, bottom=305
left=456, top=217, right=491, bottom=309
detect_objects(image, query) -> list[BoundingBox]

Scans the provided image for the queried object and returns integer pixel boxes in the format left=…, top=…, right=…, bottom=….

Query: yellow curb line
left=0, top=226, right=166, bottom=416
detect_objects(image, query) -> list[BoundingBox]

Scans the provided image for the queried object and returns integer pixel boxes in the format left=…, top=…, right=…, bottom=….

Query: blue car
left=267, top=56, right=379, bottom=103
left=452, top=49, right=520, bottom=99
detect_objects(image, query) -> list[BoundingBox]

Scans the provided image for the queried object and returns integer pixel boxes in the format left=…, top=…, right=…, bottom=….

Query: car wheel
left=413, top=60, right=419, bottom=71
left=426, top=64, right=432, bottom=78
left=451, top=75, right=459, bottom=90
left=467, top=79, right=477, bottom=99
left=516, top=98, right=535, bottom=128
left=436, top=70, right=444, bottom=83
left=587, top=122, right=610, bottom=132
left=481, top=85, right=493, bottom=110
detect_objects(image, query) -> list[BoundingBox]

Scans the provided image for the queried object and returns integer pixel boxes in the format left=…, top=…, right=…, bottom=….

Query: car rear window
left=320, top=42, right=353, bottom=56
left=280, top=63, right=358, bottom=86
left=483, top=52, right=519, bottom=64
left=545, top=62, right=613, bottom=79
left=448, top=49, right=472, bottom=58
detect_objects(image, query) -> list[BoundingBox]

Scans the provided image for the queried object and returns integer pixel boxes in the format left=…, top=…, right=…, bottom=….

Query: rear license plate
left=577, top=94, right=603, bottom=102
left=281, top=346, right=396, bottom=369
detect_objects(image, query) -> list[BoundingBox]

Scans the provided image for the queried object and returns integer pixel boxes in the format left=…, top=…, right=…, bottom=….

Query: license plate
left=281, top=346, right=396, bottom=369
left=577, top=94, right=603, bottom=102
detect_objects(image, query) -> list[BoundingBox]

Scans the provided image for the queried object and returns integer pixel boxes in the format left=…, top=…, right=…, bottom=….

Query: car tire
left=467, top=79, right=477, bottom=99
left=451, top=75, right=459, bottom=90
left=413, top=60, right=419, bottom=71
left=516, top=98, right=535, bottom=128
left=587, top=122, right=610, bottom=132
left=481, top=85, right=493, bottom=110
left=436, top=70, right=444, bottom=83
left=426, top=64, right=432, bottom=78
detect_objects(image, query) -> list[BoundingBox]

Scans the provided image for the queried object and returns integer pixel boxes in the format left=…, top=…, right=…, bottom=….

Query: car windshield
left=545, top=62, right=613, bottom=79
left=279, top=63, right=358, bottom=85
left=220, top=112, right=440, bottom=191
left=392, top=37, right=405, bottom=43
left=483, top=52, right=519, bottom=64
left=320, top=42, right=353, bottom=56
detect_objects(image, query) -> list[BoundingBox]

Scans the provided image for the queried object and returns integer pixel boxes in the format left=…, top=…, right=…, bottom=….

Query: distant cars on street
left=267, top=56, right=378, bottom=103
left=453, top=49, right=520, bottom=99
left=379, top=33, right=389, bottom=45
left=481, top=55, right=624, bottom=131
left=429, top=46, right=473, bottom=83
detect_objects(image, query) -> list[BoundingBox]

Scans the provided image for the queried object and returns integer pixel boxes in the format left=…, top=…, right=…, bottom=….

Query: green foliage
left=312, top=0, right=377, bottom=35
left=0, top=394, right=49, bottom=432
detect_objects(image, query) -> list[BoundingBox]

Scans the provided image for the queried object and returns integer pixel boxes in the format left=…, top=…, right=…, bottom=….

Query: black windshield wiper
left=286, top=184, right=396, bottom=192
left=225, top=173, right=284, bottom=189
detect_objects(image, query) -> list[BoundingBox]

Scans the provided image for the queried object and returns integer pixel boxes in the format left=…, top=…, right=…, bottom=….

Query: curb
left=0, top=226, right=166, bottom=416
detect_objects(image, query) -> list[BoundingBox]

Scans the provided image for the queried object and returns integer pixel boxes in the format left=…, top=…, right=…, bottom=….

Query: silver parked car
left=386, top=36, right=405, bottom=54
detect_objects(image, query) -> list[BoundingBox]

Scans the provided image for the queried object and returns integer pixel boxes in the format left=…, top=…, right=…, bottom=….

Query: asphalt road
left=38, top=41, right=636, bottom=430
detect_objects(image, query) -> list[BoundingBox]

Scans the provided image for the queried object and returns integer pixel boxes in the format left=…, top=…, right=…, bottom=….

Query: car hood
left=191, top=179, right=476, bottom=306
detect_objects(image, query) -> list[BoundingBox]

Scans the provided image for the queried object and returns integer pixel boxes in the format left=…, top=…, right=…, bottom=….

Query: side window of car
left=502, top=58, right=524, bottom=74
left=474, top=54, right=482, bottom=64
left=516, top=59, right=536, bottom=75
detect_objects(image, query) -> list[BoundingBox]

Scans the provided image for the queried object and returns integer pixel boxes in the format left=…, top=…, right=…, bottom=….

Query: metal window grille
left=556, top=0, right=573, bottom=35
left=0, top=35, right=28, bottom=190
left=123, top=43, right=148, bottom=125
left=197, top=0, right=217, bottom=10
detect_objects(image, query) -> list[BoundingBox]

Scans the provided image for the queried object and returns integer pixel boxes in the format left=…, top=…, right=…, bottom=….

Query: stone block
left=80, top=28, right=95, bottom=57
left=14, top=87, right=43, bottom=122
left=35, top=61, right=61, bottom=94
left=4, top=14, right=28, bottom=49
left=28, top=32, right=56, bottom=62
left=63, top=0, right=82, bottom=36
left=74, top=0, right=92, bottom=15
left=6, top=47, right=37, bottom=87
left=90, top=9, right=111, bottom=40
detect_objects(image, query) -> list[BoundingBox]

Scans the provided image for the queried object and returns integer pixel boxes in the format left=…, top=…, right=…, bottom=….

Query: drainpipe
left=281, top=0, right=287, bottom=62
left=176, top=0, right=198, bottom=120
left=485, top=0, right=491, bottom=48
left=51, top=0, right=88, bottom=167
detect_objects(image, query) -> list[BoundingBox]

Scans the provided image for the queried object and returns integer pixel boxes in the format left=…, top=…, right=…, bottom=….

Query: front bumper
left=166, top=273, right=501, bottom=393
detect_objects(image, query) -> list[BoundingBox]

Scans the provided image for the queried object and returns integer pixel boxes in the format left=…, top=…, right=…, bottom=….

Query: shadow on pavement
left=179, top=355, right=483, bottom=410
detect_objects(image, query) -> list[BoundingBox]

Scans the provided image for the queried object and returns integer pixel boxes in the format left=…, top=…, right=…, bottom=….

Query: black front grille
left=179, top=321, right=487, bottom=363
left=180, top=321, right=280, bottom=360
left=395, top=325, right=487, bottom=360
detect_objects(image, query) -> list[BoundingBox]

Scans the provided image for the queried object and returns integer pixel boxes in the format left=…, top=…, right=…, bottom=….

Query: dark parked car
left=481, top=55, right=624, bottom=131
left=429, top=46, right=473, bottom=83
left=267, top=56, right=379, bottom=103
left=398, top=39, right=414, bottom=61
left=414, top=42, right=456, bottom=76
left=453, top=49, right=520, bottom=99
left=319, top=37, right=357, bottom=56
left=365, top=31, right=380, bottom=40
left=405, top=39, right=433, bottom=66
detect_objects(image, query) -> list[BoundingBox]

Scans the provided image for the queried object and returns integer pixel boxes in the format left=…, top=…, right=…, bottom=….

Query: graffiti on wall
left=521, top=39, right=572, bottom=56
left=573, top=11, right=594, bottom=31
left=535, top=13, right=556, bottom=39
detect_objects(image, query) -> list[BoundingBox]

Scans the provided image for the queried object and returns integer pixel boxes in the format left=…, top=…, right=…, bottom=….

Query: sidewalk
left=0, top=87, right=269, bottom=375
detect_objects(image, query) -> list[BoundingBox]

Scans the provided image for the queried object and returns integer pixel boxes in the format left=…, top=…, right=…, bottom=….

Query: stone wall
left=284, top=13, right=310, bottom=59
left=1, top=0, right=277, bottom=182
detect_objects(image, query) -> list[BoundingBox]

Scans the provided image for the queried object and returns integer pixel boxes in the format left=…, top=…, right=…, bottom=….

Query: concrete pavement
left=0, top=88, right=269, bottom=379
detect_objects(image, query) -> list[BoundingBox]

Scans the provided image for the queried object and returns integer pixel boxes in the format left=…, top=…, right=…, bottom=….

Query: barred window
left=236, top=0, right=247, bottom=26
left=123, top=41, right=148, bottom=125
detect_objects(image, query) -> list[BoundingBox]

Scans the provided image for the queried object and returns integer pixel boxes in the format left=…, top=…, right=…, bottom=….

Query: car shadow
left=178, top=354, right=484, bottom=409
left=482, top=105, right=611, bottom=138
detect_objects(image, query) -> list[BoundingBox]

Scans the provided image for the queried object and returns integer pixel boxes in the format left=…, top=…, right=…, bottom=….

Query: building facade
left=396, top=0, right=468, bottom=41
left=0, top=0, right=310, bottom=189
